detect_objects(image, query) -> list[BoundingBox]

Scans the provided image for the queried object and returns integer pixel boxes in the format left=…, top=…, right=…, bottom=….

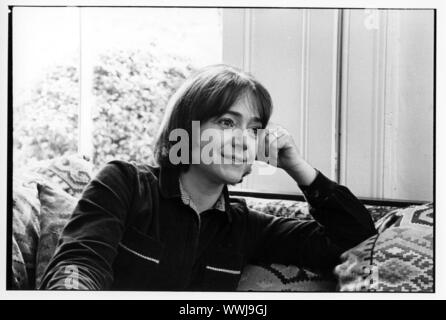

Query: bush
left=14, top=44, right=195, bottom=170
left=13, top=65, right=79, bottom=169
left=92, top=46, right=194, bottom=169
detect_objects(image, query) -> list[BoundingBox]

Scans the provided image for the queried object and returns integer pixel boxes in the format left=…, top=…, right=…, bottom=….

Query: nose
left=231, top=130, right=256, bottom=163
left=231, top=132, right=248, bottom=151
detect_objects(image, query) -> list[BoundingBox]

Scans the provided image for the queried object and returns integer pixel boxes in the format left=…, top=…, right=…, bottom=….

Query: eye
left=247, top=127, right=261, bottom=137
left=218, top=118, right=235, bottom=129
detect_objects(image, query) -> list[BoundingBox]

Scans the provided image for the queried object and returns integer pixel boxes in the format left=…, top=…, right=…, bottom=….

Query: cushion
left=240, top=197, right=334, bottom=291
left=240, top=197, right=409, bottom=292
left=237, top=264, right=337, bottom=292
left=35, top=183, right=77, bottom=288
left=334, top=202, right=433, bottom=292
left=11, top=176, right=41, bottom=289
left=244, top=197, right=312, bottom=220
left=244, top=196, right=399, bottom=223
left=12, top=153, right=92, bottom=289
left=366, top=204, right=400, bottom=224
left=12, top=232, right=30, bottom=289
left=28, top=154, right=93, bottom=198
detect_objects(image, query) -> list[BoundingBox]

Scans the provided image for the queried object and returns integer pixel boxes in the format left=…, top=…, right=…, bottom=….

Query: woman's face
left=193, top=94, right=263, bottom=185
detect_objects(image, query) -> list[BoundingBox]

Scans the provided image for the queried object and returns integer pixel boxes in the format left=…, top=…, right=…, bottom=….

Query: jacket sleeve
left=39, top=160, right=139, bottom=290
left=246, top=170, right=377, bottom=275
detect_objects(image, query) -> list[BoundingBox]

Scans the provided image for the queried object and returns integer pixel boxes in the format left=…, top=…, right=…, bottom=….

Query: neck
left=179, top=166, right=224, bottom=213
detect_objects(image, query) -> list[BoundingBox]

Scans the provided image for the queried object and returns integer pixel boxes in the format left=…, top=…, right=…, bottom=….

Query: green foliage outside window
left=14, top=44, right=195, bottom=170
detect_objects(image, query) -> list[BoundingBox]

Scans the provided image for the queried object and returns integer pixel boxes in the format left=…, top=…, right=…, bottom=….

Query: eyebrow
left=223, top=110, right=262, bottom=124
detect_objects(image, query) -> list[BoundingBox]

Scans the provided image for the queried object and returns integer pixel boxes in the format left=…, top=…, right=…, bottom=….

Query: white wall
left=224, top=8, right=434, bottom=202
left=340, top=9, right=434, bottom=201
left=224, top=8, right=341, bottom=195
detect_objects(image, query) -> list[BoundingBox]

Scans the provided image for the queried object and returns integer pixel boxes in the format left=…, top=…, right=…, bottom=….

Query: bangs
left=192, top=69, right=273, bottom=128
left=243, top=86, right=273, bottom=128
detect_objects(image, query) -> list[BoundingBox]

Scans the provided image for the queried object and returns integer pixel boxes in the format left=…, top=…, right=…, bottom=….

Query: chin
left=201, top=163, right=253, bottom=185
left=219, top=164, right=252, bottom=185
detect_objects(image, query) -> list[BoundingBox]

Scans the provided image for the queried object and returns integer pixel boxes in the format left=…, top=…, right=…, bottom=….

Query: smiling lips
left=221, top=151, right=250, bottom=164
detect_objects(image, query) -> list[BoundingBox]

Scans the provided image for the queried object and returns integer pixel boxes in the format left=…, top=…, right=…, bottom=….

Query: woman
left=40, top=64, right=377, bottom=290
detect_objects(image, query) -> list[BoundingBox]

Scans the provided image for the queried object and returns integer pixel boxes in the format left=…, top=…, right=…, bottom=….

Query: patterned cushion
left=12, top=231, right=30, bottom=289
left=241, top=197, right=335, bottom=291
left=244, top=197, right=312, bottom=220
left=366, top=204, right=400, bottom=223
left=237, top=264, right=337, bottom=292
left=12, top=154, right=92, bottom=289
left=239, top=197, right=409, bottom=291
left=334, top=202, right=433, bottom=292
left=244, top=197, right=398, bottom=223
left=29, top=154, right=93, bottom=198
left=11, top=176, right=41, bottom=289
left=35, top=183, right=77, bottom=288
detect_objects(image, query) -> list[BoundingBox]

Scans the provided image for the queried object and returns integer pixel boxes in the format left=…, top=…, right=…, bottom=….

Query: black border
left=432, top=8, right=437, bottom=294
left=6, top=5, right=436, bottom=294
left=7, top=5, right=13, bottom=291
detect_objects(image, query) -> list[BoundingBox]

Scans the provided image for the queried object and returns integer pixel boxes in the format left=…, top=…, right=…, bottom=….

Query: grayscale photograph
left=8, top=5, right=434, bottom=293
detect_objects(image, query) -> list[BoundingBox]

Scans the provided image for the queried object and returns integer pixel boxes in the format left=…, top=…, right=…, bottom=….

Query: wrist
left=285, top=159, right=317, bottom=186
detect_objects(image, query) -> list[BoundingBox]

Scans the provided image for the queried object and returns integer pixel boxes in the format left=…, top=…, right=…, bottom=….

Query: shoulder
left=229, top=196, right=267, bottom=221
left=100, top=159, right=160, bottom=181
left=92, top=160, right=161, bottom=196
left=229, top=196, right=281, bottom=225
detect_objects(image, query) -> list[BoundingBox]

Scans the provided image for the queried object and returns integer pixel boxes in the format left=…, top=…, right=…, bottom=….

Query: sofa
left=11, top=154, right=434, bottom=292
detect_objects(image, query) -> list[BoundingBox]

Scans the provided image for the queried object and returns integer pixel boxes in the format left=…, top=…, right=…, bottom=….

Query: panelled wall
left=224, top=8, right=434, bottom=202
left=340, top=9, right=434, bottom=202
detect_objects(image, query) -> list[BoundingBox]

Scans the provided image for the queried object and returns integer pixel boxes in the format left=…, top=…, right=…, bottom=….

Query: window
left=13, top=7, right=80, bottom=170
left=13, top=7, right=223, bottom=171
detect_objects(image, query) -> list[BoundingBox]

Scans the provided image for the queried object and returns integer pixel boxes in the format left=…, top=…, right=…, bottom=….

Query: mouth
left=221, top=152, right=246, bottom=165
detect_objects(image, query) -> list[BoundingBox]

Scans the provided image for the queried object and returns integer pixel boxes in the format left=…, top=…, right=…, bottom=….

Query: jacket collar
left=158, top=166, right=233, bottom=223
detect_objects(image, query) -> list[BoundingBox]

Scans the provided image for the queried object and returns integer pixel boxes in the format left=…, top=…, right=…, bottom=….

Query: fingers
left=256, top=128, right=279, bottom=166
left=266, top=123, right=290, bottom=140
left=256, top=123, right=301, bottom=168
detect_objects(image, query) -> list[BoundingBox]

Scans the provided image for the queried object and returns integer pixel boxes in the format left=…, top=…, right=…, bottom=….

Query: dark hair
left=153, top=64, right=273, bottom=169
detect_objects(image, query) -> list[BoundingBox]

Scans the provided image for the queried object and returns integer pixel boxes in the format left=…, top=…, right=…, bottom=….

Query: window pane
left=13, top=7, right=80, bottom=170
left=81, top=8, right=223, bottom=169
